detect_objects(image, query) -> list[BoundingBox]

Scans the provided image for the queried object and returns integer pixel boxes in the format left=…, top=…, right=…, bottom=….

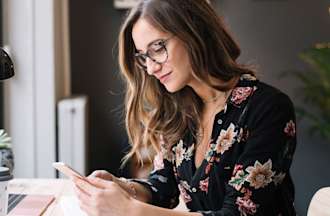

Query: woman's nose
left=146, top=58, right=162, bottom=75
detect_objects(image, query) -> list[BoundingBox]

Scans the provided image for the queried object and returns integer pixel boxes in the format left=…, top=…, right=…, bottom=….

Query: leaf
left=282, top=44, right=330, bottom=142
left=0, top=129, right=12, bottom=148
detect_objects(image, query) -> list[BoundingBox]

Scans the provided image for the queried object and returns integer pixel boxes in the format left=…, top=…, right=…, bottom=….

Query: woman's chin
left=163, top=82, right=184, bottom=93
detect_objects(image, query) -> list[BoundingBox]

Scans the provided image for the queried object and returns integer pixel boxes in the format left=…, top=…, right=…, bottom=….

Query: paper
left=59, top=196, right=88, bottom=216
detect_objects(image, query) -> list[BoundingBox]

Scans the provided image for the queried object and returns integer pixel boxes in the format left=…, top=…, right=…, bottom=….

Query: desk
left=8, top=178, right=74, bottom=216
left=8, top=178, right=188, bottom=215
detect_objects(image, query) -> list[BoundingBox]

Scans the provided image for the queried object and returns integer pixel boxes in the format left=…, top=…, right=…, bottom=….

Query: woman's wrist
left=118, top=177, right=137, bottom=199
left=112, top=176, right=151, bottom=203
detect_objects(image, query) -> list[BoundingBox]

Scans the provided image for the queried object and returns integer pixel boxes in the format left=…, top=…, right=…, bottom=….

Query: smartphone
left=52, top=162, right=85, bottom=180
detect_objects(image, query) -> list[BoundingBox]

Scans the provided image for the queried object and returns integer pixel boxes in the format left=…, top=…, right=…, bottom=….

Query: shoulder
left=247, top=81, right=295, bottom=127
left=251, top=81, right=294, bottom=109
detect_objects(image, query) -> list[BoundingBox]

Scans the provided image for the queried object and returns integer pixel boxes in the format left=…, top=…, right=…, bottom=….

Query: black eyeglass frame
left=134, top=35, right=174, bottom=71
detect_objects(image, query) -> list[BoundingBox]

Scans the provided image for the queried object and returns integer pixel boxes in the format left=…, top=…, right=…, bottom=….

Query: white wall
left=2, top=0, right=71, bottom=178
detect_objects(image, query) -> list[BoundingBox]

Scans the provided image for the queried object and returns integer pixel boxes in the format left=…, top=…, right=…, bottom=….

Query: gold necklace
left=197, top=91, right=229, bottom=142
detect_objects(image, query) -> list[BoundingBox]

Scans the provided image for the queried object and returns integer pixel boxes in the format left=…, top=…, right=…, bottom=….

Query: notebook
left=59, top=195, right=87, bottom=216
left=7, top=193, right=55, bottom=216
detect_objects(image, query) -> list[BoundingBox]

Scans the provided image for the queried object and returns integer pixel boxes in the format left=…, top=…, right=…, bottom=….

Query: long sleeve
left=199, top=91, right=297, bottom=216
left=132, top=146, right=180, bottom=209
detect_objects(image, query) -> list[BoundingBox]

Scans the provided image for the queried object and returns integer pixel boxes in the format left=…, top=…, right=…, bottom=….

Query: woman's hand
left=73, top=177, right=138, bottom=216
left=88, top=170, right=115, bottom=181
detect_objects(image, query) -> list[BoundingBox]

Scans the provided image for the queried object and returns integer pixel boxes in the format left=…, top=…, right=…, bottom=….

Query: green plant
left=287, top=43, right=330, bottom=141
left=0, top=129, right=12, bottom=149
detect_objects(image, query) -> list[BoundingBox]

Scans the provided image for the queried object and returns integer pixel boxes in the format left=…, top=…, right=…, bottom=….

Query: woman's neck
left=188, top=76, right=238, bottom=106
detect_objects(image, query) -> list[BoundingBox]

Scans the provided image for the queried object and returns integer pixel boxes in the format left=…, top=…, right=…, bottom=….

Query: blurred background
left=0, top=0, right=329, bottom=215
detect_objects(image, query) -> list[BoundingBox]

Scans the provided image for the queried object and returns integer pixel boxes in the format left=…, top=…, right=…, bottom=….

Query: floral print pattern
left=173, top=140, right=194, bottom=168
left=159, top=134, right=174, bottom=162
left=179, top=180, right=192, bottom=203
left=229, top=164, right=248, bottom=191
left=246, top=159, right=275, bottom=189
left=131, top=74, right=296, bottom=216
left=153, top=151, right=164, bottom=171
left=230, top=87, right=256, bottom=105
left=215, top=123, right=237, bottom=154
left=199, top=177, right=209, bottom=193
left=284, top=120, right=296, bottom=137
left=236, top=189, right=257, bottom=216
left=237, top=127, right=250, bottom=143
left=240, top=73, right=257, bottom=81
left=273, top=172, right=286, bottom=186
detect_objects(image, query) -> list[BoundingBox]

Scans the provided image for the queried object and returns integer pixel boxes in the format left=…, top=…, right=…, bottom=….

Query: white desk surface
left=8, top=178, right=188, bottom=215
left=9, top=178, right=74, bottom=216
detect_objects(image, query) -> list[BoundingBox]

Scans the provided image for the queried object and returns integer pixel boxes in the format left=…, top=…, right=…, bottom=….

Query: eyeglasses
left=134, top=36, right=173, bottom=71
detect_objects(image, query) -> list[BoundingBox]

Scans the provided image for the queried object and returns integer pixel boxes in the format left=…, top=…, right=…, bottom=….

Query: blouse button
left=217, top=119, right=223, bottom=125
left=192, top=187, right=197, bottom=193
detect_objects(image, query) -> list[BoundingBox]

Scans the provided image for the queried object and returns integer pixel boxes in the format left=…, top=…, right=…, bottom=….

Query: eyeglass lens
left=135, top=40, right=168, bottom=68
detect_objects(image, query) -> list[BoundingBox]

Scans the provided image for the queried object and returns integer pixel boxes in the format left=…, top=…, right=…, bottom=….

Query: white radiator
left=57, top=96, right=88, bottom=177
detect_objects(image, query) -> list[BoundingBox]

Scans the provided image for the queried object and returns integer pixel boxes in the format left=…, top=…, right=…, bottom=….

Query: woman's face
left=132, top=18, right=195, bottom=93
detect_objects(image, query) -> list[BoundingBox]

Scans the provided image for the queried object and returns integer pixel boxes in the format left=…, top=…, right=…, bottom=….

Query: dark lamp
left=0, top=48, right=14, bottom=81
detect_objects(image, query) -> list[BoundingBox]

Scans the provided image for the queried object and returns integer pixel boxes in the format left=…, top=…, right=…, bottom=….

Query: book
left=8, top=194, right=55, bottom=216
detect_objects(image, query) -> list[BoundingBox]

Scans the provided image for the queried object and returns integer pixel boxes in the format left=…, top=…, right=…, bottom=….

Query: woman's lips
left=159, top=72, right=172, bottom=83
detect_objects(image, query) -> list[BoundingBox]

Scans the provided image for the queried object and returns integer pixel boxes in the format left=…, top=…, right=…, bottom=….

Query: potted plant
left=286, top=43, right=330, bottom=142
left=0, top=129, right=14, bottom=173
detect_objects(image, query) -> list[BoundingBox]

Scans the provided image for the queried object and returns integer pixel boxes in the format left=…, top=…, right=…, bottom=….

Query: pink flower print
left=199, top=177, right=209, bottom=193
left=178, top=181, right=192, bottom=203
left=205, top=163, right=212, bottom=175
left=153, top=152, right=164, bottom=171
left=231, top=87, right=254, bottom=105
left=233, top=164, right=244, bottom=176
left=229, top=169, right=248, bottom=191
left=243, top=188, right=253, bottom=199
left=236, top=196, right=257, bottom=216
left=284, top=120, right=296, bottom=137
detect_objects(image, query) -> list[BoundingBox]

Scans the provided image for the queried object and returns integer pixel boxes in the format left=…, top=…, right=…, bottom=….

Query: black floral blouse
left=133, top=74, right=297, bottom=216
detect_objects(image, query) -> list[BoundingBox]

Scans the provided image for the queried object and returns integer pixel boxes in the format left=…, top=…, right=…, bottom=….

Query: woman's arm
left=114, top=178, right=152, bottom=203
left=87, top=170, right=152, bottom=203
left=74, top=176, right=200, bottom=216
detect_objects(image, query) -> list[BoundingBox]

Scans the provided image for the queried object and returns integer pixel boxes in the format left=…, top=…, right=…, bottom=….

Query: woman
left=73, top=0, right=297, bottom=215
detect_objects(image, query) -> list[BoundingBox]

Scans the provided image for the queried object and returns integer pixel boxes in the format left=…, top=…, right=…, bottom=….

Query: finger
left=88, top=170, right=103, bottom=178
left=74, top=182, right=91, bottom=198
left=79, top=202, right=93, bottom=216
left=76, top=189, right=91, bottom=207
left=72, top=178, right=90, bottom=196
left=74, top=177, right=101, bottom=196
left=88, top=170, right=107, bottom=179
left=88, top=176, right=115, bottom=189
left=88, top=170, right=113, bottom=181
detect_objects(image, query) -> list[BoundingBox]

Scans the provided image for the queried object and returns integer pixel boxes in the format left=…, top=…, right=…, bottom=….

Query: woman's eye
left=151, top=41, right=164, bottom=48
left=154, top=47, right=164, bottom=53
left=151, top=45, right=165, bottom=53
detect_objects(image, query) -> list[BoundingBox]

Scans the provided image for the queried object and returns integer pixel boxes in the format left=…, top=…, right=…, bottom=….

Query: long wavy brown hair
left=118, top=0, right=255, bottom=165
